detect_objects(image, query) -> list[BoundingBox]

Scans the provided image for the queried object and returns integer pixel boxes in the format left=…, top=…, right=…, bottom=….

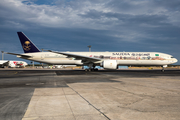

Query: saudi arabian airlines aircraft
left=6, top=32, right=178, bottom=71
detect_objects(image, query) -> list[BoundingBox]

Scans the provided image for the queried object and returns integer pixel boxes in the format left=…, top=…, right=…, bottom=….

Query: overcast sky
left=0, top=0, right=180, bottom=64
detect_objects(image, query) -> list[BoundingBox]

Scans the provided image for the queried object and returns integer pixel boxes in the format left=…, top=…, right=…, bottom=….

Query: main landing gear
left=84, top=64, right=98, bottom=71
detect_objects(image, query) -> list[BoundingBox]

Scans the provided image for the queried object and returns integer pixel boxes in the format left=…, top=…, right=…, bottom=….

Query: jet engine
left=101, top=60, right=118, bottom=69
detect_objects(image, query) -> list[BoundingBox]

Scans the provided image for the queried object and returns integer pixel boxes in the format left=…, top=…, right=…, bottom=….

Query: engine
left=101, top=60, right=118, bottom=69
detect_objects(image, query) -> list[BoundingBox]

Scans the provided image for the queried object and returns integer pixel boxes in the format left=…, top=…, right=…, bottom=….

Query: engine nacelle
left=102, top=60, right=117, bottom=69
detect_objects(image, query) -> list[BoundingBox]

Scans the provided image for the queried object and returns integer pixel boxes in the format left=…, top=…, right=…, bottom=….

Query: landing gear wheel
left=94, top=68, right=98, bottom=71
left=161, top=66, right=165, bottom=72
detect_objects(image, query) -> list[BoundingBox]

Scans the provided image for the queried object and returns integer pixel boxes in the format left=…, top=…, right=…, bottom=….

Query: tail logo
left=23, top=41, right=31, bottom=51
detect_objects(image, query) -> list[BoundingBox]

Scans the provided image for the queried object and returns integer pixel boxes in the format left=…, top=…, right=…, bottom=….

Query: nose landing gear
left=161, top=65, right=167, bottom=72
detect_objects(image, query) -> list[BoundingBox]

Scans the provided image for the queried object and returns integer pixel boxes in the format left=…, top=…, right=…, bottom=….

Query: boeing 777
left=5, top=32, right=178, bottom=71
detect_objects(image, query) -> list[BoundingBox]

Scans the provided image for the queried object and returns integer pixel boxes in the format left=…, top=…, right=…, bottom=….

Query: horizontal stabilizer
left=5, top=52, right=32, bottom=58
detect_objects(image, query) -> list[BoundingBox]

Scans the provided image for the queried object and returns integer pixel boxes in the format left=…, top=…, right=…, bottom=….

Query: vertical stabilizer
left=17, top=32, right=41, bottom=53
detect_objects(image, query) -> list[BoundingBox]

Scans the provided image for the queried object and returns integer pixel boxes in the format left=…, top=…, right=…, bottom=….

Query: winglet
left=17, top=32, right=41, bottom=53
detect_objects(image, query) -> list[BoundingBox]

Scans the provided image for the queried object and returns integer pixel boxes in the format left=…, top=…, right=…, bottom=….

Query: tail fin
left=17, top=32, right=41, bottom=53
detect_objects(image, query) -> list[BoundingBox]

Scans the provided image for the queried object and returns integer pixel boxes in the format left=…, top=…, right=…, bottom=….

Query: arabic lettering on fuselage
left=112, top=53, right=150, bottom=56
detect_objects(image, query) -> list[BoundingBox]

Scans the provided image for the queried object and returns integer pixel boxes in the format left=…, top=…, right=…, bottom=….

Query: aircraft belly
left=46, top=60, right=81, bottom=65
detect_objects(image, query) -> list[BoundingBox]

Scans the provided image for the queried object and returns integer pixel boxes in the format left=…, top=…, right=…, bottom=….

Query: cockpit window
left=171, top=57, right=174, bottom=58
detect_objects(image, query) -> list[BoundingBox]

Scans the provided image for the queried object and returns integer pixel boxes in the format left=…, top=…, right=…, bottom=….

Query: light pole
left=87, top=45, right=91, bottom=52
left=31, top=61, right=34, bottom=68
left=1, top=51, right=4, bottom=60
left=41, top=49, right=44, bottom=66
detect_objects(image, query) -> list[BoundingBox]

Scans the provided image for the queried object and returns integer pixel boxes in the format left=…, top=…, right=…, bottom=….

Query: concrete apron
left=22, top=88, right=107, bottom=120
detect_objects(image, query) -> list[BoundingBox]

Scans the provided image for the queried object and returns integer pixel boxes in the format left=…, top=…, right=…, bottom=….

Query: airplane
left=0, top=60, right=8, bottom=68
left=0, top=60, right=28, bottom=68
left=5, top=32, right=178, bottom=71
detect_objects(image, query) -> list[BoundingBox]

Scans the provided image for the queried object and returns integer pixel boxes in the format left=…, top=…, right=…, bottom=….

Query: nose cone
left=173, top=58, right=178, bottom=64
left=24, top=62, right=28, bottom=66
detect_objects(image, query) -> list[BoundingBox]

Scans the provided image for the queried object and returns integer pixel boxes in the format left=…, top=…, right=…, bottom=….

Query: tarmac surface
left=0, top=68, right=180, bottom=120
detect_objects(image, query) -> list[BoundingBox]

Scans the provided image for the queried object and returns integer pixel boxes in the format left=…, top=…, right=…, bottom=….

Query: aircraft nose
left=173, top=58, right=178, bottom=63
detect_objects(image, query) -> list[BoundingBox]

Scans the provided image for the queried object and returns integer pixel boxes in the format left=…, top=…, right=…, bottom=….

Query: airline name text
left=112, top=53, right=150, bottom=56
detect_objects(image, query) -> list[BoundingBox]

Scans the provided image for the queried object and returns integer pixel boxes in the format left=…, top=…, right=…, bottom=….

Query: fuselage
left=18, top=52, right=178, bottom=66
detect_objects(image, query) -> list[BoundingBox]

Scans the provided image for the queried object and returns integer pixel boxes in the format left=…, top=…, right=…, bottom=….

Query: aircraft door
left=41, top=54, right=45, bottom=60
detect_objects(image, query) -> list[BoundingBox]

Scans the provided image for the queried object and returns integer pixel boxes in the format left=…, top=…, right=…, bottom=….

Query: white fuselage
left=18, top=52, right=178, bottom=66
left=0, top=60, right=8, bottom=65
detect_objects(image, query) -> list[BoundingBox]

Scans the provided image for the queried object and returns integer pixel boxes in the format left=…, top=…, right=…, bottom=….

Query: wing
left=5, top=52, right=32, bottom=58
left=48, top=50, right=102, bottom=63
